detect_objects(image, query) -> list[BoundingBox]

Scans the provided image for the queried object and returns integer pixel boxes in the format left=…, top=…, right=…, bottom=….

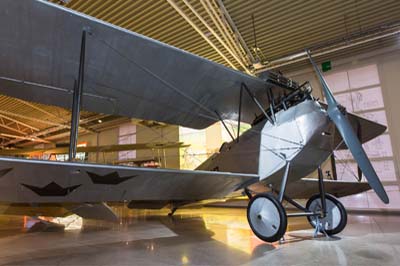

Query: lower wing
left=0, top=157, right=257, bottom=203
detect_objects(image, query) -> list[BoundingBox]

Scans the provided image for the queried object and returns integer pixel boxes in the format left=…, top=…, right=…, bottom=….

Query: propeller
left=306, top=50, right=389, bottom=204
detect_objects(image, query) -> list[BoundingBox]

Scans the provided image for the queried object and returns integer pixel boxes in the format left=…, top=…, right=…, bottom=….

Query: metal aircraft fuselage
left=197, top=99, right=335, bottom=189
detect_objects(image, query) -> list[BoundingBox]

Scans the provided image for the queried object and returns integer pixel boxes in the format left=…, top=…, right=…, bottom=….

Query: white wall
left=78, top=127, right=119, bottom=163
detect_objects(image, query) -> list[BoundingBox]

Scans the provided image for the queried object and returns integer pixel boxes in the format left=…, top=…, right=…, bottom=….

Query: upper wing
left=0, top=0, right=289, bottom=129
left=0, top=156, right=258, bottom=203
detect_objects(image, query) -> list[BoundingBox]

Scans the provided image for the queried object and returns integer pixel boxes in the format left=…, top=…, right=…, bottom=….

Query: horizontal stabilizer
left=285, top=178, right=371, bottom=199
left=320, top=103, right=386, bottom=149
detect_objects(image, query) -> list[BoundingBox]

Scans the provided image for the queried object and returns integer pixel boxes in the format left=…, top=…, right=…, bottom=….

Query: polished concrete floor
left=0, top=207, right=399, bottom=265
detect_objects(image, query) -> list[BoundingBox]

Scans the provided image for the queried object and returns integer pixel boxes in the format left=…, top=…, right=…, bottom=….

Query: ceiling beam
left=0, top=133, right=51, bottom=144
left=0, top=109, right=67, bottom=127
left=0, top=115, right=52, bottom=144
left=14, top=98, right=96, bottom=133
left=0, top=108, right=96, bottom=134
left=166, top=0, right=239, bottom=70
left=180, top=0, right=251, bottom=73
left=14, top=98, right=68, bottom=123
left=0, top=113, right=39, bottom=131
left=0, top=121, right=29, bottom=135
left=215, top=0, right=256, bottom=64
left=201, top=0, right=249, bottom=66
left=0, top=114, right=111, bottom=147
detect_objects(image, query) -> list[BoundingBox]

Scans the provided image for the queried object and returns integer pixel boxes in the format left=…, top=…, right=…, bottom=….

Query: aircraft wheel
left=306, top=193, right=347, bottom=235
left=247, top=193, right=287, bottom=242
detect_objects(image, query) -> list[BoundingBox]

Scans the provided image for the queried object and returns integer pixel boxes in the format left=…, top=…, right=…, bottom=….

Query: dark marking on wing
left=86, top=171, right=137, bottom=185
left=0, top=168, right=12, bottom=178
left=21, top=182, right=81, bottom=196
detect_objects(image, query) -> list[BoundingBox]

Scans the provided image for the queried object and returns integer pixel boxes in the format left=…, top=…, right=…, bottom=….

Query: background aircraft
left=0, top=142, right=188, bottom=156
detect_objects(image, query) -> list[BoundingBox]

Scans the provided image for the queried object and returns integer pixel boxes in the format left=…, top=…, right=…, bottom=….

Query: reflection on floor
left=0, top=207, right=399, bottom=265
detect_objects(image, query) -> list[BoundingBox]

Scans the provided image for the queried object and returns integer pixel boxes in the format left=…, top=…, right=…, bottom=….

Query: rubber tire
left=247, top=193, right=287, bottom=243
left=306, top=193, right=347, bottom=235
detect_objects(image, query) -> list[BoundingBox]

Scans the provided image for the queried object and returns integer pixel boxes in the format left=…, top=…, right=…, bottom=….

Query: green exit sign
left=321, top=61, right=332, bottom=72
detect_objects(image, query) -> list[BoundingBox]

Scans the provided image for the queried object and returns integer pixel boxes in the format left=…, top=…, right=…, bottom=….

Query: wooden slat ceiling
left=50, top=0, right=400, bottom=71
left=227, top=0, right=400, bottom=60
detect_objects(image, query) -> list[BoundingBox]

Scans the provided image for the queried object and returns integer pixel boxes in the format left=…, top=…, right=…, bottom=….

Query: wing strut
left=241, top=83, right=274, bottom=125
left=236, top=83, right=274, bottom=142
left=214, top=110, right=235, bottom=142
left=69, top=28, right=88, bottom=161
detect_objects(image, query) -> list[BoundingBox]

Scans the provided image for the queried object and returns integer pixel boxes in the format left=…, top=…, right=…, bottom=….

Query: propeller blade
left=328, top=108, right=389, bottom=203
left=306, top=50, right=389, bottom=204
left=357, top=123, right=363, bottom=182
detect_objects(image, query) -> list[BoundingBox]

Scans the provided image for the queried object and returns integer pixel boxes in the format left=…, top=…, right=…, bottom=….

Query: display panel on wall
left=325, top=64, right=399, bottom=209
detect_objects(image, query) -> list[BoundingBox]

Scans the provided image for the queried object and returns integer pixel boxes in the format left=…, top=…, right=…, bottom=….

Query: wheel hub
left=247, top=193, right=287, bottom=242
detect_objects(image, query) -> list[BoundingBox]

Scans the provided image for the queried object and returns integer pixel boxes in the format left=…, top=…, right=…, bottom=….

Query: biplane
left=0, top=0, right=388, bottom=242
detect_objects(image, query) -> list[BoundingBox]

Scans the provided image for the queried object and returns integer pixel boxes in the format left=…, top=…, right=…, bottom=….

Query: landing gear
left=246, top=164, right=348, bottom=243
left=247, top=161, right=291, bottom=243
left=247, top=193, right=287, bottom=242
left=306, top=193, right=347, bottom=236
left=168, top=207, right=178, bottom=216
